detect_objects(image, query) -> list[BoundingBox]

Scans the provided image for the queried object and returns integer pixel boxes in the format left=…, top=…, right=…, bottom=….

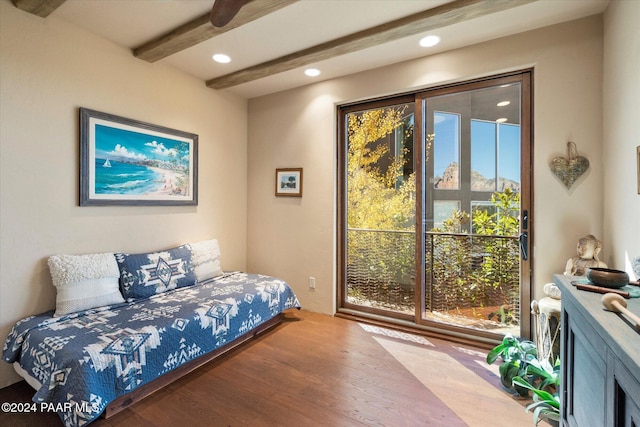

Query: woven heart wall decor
left=549, top=141, right=589, bottom=189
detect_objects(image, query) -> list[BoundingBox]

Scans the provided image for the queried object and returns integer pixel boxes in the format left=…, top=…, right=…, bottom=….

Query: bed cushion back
left=115, top=244, right=196, bottom=301
left=48, top=253, right=125, bottom=316
left=188, top=238, right=223, bottom=281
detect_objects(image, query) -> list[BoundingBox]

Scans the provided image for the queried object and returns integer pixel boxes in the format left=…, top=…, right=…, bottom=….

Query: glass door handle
left=519, top=232, right=528, bottom=260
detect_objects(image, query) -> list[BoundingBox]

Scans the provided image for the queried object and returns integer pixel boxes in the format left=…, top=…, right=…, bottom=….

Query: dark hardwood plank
left=0, top=310, right=531, bottom=426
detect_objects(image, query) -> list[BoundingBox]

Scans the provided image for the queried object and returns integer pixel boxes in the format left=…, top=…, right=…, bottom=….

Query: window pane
left=433, top=111, right=460, bottom=189
left=433, top=200, right=460, bottom=230
left=498, top=123, right=520, bottom=191
left=471, top=120, right=497, bottom=191
left=345, top=102, right=416, bottom=315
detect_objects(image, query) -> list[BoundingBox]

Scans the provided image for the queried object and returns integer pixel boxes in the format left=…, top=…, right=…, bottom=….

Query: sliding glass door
left=338, top=71, right=532, bottom=340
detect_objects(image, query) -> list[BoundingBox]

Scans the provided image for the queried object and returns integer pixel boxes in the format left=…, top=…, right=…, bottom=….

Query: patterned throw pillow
left=115, top=245, right=197, bottom=301
left=188, top=238, right=223, bottom=281
left=48, top=253, right=125, bottom=316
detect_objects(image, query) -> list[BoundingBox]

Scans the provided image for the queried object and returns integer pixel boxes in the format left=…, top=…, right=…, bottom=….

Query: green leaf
left=503, top=334, right=516, bottom=344
left=525, top=400, right=553, bottom=412
left=486, top=343, right=505, bottom=364
left=501, top=363, right=521, bottom=389
left=532, top=405, right=560, bottom=426
left=512, top=376, right=534, bottom=392
left=525, top=364, right=545, bottom=376
left=524, top=360, right=560, bottom=390
left=513, top=377, right=560, bottom=409
left=519, top=340, right=537, bottom=354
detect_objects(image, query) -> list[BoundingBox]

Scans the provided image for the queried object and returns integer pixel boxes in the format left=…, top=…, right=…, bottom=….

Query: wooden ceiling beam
left=12, top=0, right=66, bottom=17
left=206, top=0, right=537, bottom=90
left=134, top=0, right=297, bottom=63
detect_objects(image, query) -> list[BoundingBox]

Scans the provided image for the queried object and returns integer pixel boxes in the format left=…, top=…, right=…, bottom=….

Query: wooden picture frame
left=275, top=168, right=303, bottom=197
left=79, top=108, right=198, bottom=206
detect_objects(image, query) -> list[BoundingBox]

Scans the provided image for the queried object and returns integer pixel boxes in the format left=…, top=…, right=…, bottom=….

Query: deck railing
left=346, top=228, right=520, bottom=325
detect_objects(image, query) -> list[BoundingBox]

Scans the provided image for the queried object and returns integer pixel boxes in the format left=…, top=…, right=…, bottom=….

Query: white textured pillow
left=48, top=253, right=125, bottom=316
left=188, top=239, right=223, bottom=281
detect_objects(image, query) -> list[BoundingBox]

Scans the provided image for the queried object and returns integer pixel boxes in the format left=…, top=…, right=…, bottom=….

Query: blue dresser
left=554, top=274, right=640, bottom=427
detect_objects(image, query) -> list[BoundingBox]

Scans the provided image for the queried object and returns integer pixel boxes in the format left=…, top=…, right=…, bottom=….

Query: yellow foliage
left=347, top=107, right=421, bottom=231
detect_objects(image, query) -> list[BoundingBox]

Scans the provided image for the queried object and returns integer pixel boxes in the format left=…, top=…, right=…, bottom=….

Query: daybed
left=2, top=240, right=300, bottom=426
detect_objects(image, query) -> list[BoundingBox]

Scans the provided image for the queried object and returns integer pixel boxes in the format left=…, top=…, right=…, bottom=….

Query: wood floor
left=0, top=310, right=535, bottom=426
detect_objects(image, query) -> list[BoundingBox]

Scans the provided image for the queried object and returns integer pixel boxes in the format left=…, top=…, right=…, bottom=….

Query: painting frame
left=79, top=108, right=198, bottom=206
left=275, top=168, right=303, bottom=197
left=637, top=146, right=640, bottom=195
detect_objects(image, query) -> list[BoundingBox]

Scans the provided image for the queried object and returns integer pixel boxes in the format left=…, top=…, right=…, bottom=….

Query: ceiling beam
left=206, top=0, right=537, bottom=90
left=134, top=0, right=298, bottom=63
left=12, top=0, right=66, bottom=17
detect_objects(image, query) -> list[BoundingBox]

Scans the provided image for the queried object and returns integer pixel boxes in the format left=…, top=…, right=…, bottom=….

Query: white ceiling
left=45, top=0, right=610, bottom=99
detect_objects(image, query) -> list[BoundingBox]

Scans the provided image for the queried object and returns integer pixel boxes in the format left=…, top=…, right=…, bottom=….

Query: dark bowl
left=586, top=267, right=629, bottom=289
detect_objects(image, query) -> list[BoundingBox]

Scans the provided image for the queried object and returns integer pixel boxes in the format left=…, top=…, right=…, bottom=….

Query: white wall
left=603, top=0, right=640, bottom=278
left=247, top=16, right=605, bottom=314
left=0, top=2, right=248, bottom=387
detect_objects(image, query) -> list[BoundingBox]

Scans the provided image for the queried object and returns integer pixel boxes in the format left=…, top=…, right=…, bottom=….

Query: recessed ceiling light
left=212, top=54, right=231, bottom=64
left=305, top=68, right=321, bottom=77
left=496, top=118, right=508, bottom=123
left=497, top=101, right=511, bottom=107
left=419, top=35, right=441, bottom=47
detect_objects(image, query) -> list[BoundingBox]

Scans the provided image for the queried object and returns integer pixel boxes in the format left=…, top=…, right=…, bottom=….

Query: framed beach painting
left=79, top=108, right=198, bottom=206
left=275, top=168, right=303, bottom=197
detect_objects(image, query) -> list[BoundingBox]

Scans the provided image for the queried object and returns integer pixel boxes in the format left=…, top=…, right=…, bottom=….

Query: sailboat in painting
left=103, top=159, right=112, bottom=168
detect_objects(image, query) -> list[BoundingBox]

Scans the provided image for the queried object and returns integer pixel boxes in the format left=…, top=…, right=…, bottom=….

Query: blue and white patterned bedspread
left=2, top=272, right=300, bottom=426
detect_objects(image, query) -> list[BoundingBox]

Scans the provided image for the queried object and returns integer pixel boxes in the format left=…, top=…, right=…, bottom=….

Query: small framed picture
left=275, top=168, right=303, bottom=197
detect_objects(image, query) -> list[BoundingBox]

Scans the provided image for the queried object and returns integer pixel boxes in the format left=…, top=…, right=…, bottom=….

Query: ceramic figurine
left=564, top=234, right=608, bottom=276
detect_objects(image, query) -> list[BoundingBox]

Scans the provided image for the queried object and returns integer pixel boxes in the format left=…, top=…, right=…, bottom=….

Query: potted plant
left=513, top=357, right=561, bottom=427
left=486, top=334, right=538, bottom=396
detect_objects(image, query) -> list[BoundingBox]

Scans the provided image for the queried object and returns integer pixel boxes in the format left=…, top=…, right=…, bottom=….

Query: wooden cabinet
left=554, top=275, right=640, bottom=427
